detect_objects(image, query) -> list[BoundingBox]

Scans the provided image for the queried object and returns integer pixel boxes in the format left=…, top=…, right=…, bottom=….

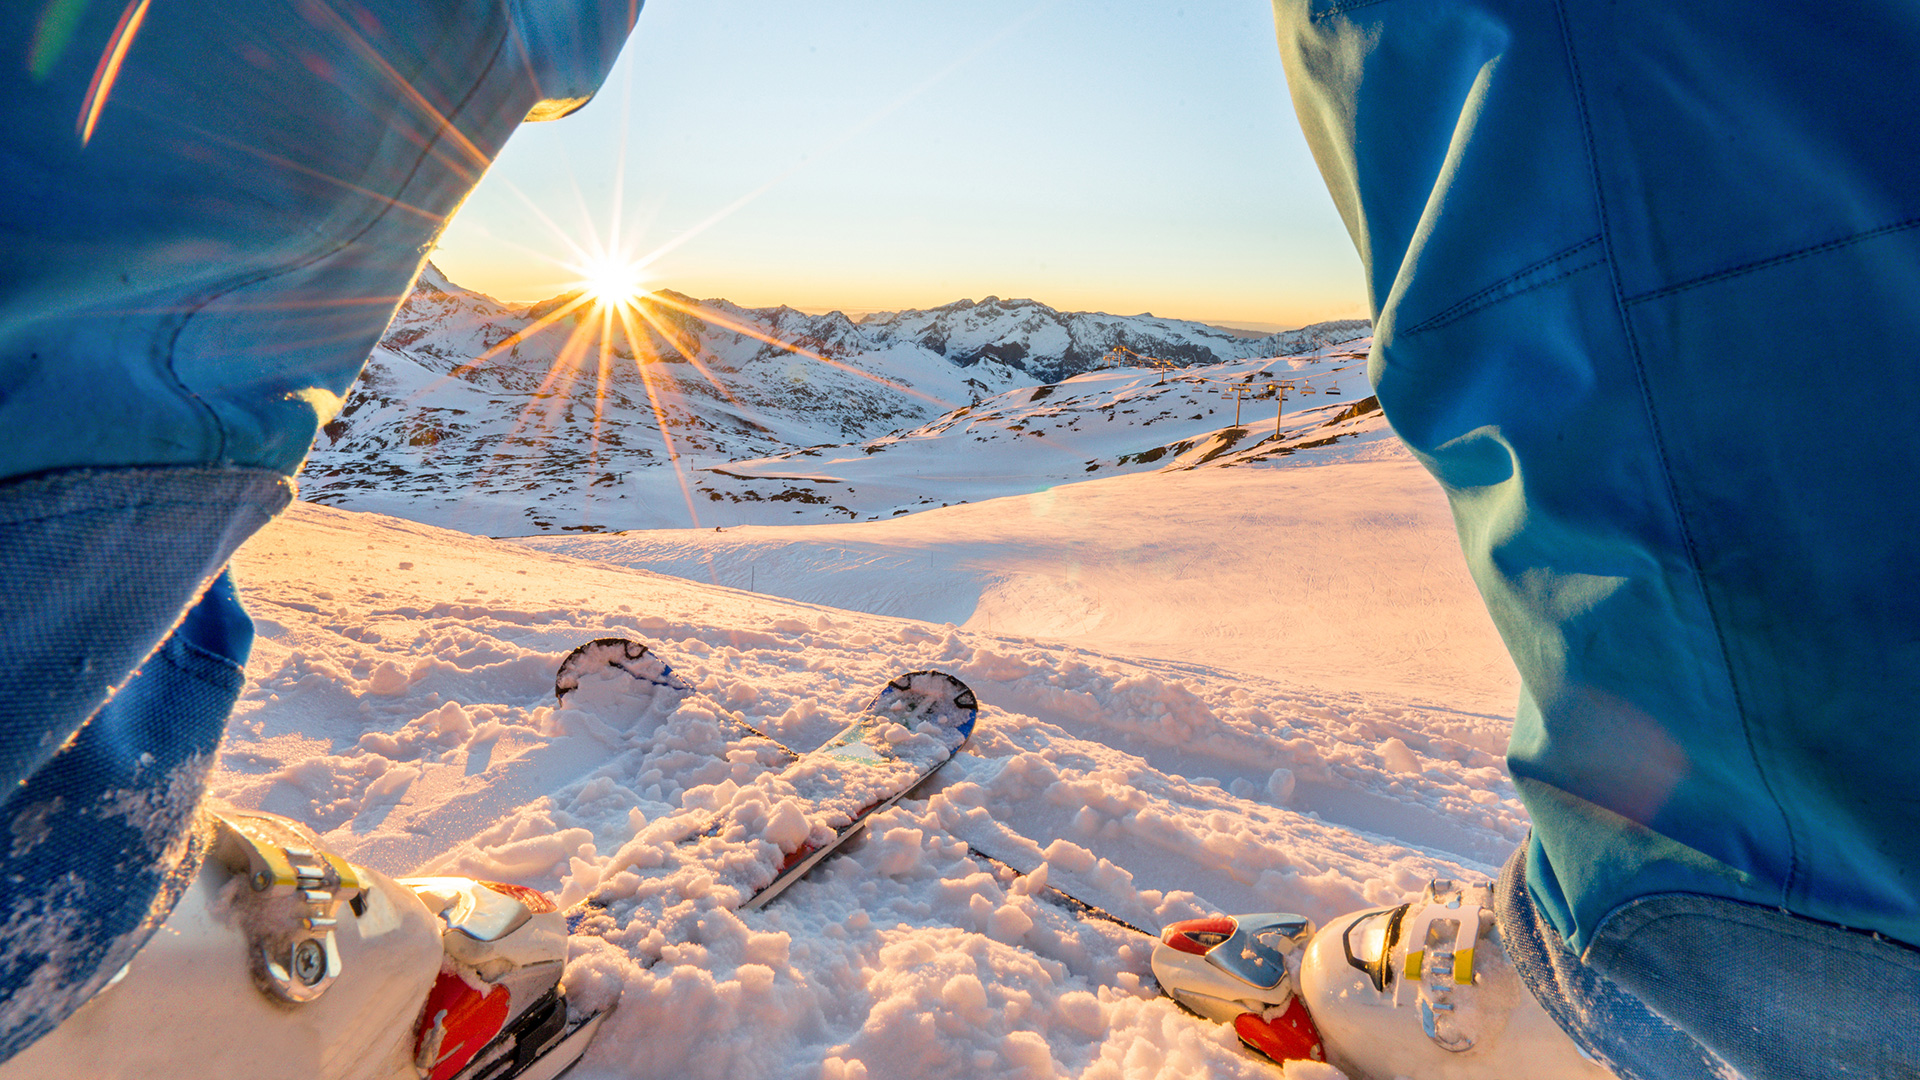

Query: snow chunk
left=1267, top=766, right=1297, bottom=804
left=1002, top=1031, right=1055, bottom=1079
left=757, top=800, right=808, bottom=850
left=683, top=779, right=740, bottom=812
left=1377, top=737, right=1421, bottom=773
left=988, top=903, right=1033, bottom=943
left=365, top=659, right=411, bottom=696
left=1041, top=839, right=1096, bottom=874
left=940, top=972, right=991, bottom=1023
left=870, top=827, right=925, bottom=877
left=1055, top=990, right=1106, bottom=1036
left=742, top=931, right=790, bottom=967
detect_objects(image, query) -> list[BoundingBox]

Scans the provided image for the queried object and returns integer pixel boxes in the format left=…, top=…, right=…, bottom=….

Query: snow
left=515, top=459, right=1512, bottom=715
left=301, top=268, right=1373, bottom=534
left=215, top=424, right=1523, bottom=1077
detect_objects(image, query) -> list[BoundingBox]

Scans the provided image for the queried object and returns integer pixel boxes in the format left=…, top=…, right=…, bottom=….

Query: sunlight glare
left=579, top=256, right=649, bottom=309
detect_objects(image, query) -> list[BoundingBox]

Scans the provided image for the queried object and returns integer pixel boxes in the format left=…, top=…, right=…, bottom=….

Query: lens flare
left=578, top=257, right=648, bottom=310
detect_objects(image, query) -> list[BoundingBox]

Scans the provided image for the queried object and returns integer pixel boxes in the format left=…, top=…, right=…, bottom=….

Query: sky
left=429, top=0, right=1369, bottom=333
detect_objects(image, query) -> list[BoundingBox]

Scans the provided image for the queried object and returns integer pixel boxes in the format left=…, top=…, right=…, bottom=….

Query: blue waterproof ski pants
left=0, top=0, right=636, bottom=1055
left=1272, top=1, right=1920, bottom=1076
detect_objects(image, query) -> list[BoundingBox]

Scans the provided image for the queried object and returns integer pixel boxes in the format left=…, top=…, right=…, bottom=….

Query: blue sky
left=430, top=0, right=1367, bottom=332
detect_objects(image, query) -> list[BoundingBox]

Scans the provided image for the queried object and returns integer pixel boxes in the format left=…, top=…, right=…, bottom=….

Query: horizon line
left=420, top=260, right=1371, bottom=338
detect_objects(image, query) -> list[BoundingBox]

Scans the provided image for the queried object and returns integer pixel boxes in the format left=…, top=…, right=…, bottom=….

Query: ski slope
left=216, top=444, right=1521, bottom=1080
left=519, top=458, right=1512, bottom=717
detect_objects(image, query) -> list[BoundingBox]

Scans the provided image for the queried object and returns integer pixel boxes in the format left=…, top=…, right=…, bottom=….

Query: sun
left=578, top=256, right=649, bottom=309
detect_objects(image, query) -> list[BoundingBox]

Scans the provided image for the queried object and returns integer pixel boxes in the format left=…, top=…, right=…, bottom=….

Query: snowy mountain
left=299, top=266, right=1373, bottom=534
left=855, top=296, right=1368, bottom=384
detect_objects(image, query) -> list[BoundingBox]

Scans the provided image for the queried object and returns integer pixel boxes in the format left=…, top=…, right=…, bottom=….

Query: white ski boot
left=1152, top=881, right=1614, bottom=1079
left=1297, top=879, right=1611, bottom=1079
left=1150, top=912, right=1328, bottom=1065
left=0, top=810, right=605, bottom=1080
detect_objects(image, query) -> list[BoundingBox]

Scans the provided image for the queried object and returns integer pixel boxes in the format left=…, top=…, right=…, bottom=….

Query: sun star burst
left=578, top=256, right=649, bottom=310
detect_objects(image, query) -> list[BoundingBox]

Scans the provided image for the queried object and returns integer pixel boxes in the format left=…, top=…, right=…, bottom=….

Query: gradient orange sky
left=431, top=0, right=1368, bottom=333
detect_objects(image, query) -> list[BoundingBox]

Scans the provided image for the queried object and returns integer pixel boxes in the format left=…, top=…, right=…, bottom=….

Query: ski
left=729, top=668, right=979, bottom=909
left=559, top=638, right=978, bottom=912
left=556, top=640, right=1356, bottom=1072
left=555, top=636, right=689, bottom=699
left=959, top=844, right=1158, bottom=940
left=554, top=644, right=1153, bottom=941
left=557, top=638, right=1332, bottom=1069
left=554, top=636, right=801, bottom=757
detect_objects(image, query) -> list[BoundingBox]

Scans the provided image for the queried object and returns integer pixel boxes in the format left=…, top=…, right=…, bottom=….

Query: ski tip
left=554, top=637, right=688, bottom=705
left=556, top=637, right=650, bottom=702
left=875, top=670, right=980, bottom=742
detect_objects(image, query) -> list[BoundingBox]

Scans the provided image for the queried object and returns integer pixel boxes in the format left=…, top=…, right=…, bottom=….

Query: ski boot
left=1296, top=879, right=1611, bottom=1079
left=0, top=810, right=606, bottom=1080
left=1150, top=912, right=1327, bottom=1065
left=1152, top=882, right=1613, bottom=1079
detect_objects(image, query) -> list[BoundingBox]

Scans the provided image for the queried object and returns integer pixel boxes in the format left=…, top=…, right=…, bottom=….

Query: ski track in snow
left=218, top=439, right=1523, bottom=1079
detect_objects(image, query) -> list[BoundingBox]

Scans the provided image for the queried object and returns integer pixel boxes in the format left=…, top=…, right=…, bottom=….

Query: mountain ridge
left=301, top=265, right=1379, bottom=534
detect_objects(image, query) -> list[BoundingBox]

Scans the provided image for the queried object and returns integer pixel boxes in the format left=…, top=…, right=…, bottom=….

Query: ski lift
left=1097, top=345, right=1180, bottom=385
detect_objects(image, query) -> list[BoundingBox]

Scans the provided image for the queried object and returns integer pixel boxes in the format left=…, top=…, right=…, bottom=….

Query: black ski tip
left=555, top=637, right=687, bottom=705
left=876, top=670, right=980, bottom=740
left=883, top=669, right=978, bottom=711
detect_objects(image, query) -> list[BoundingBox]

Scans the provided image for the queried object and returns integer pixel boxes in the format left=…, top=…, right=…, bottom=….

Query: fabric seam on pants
left=1622, top=215, right=1920, bottom=307
left=1587, top=895, right=1920, bottom=970
left=0, top=467, right=290, bottom=524
left=1548, top=0, right=1800, bottom=906
left=1400, top=235, right=1605, bottom=336
left=2, top=497, right=276, bottom=527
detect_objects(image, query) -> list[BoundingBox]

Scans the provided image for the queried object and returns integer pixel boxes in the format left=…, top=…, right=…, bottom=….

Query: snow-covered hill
left=217, top=438, right=1519, bottom=1080
left=300, top=267, right=1371, bottom=534
left=516, top=460, right=1508, bottom=714
left=693, top=353, right=1390, bottom=522
left=854, top=297, right=1368, bottom=384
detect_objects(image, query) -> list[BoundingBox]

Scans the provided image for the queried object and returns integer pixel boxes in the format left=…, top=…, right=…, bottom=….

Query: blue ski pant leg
left=0, top=568, right=253, bottom=1052
left=0, top=0, right=638, bottom=1055
left=1271, top=0, right=1920, bottom=1073
left=1493, top=839, right=1920, bottom=1080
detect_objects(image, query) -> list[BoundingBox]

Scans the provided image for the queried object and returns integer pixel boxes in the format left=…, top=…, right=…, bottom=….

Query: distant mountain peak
left=307, top=266, right=1375, bottom=533
left=414, top=260, right=453, bottom=294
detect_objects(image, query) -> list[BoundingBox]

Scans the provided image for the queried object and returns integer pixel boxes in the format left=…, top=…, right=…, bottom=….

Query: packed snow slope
left=299, top=265, right=1369, bottom=534
left=685, top=350, right=1386, bottom=522
left=219, top=453, right=1523, bottom=1080
left=518, top=456, right=1513, bottom=716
